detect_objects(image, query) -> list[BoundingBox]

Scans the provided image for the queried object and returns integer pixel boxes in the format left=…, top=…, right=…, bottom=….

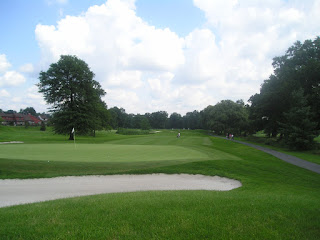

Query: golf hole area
left=0, top=174, right=242, bottom=208
left=0, top=143, right=211, bottom=162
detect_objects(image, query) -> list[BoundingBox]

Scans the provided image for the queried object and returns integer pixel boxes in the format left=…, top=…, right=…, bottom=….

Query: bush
left=116, top=128, right=150, bottom=135
left=40, top=121, right=46, bottom=131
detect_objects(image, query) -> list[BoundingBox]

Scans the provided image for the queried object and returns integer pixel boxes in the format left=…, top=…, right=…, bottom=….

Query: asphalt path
left=214, top=135, right=320, bottom=174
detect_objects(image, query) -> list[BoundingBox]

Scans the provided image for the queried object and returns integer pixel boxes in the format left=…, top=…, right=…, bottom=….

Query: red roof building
left=0, top=113, right=42, bottom=126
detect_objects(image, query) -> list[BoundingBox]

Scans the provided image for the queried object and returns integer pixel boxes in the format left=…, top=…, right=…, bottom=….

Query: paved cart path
left=213, top=135, right=320, bottom=174
left=0, top=174, right=242, bottom=208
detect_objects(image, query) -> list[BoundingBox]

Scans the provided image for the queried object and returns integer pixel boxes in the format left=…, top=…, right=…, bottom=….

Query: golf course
left=0, top=126, right=319, bottom=239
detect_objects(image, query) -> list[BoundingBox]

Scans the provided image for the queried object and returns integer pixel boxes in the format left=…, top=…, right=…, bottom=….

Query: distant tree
left=38, top=55, right=108, bottom=139
left=140, top=116, right=151, bottom=130
left=109, top=107, right=127, bottom=129
left=40, top=121, right=46, bottom=131
left=20, top=107, right=37, bottom=116
left=202, top=100, right=249, bottom=135
left=168, top=112, right=183, bottom=129
left=5, top=110, right=17, bottom=114
left=147, top=111, right=168, bottom=129
left=183, top=110, right=202, bottom=129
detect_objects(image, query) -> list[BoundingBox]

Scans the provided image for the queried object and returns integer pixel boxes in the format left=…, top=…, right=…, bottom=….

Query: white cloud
left=19, top=63, right=34, bottom=73
left=0, top=71, right=26, bottom=87
left=46, top=0, right=68, bottom=5
left=0, top=89, right=10, bottom=97
left=31, top=0, right=320, bottom=114
left=107, top=70, right=142, bottom=89
left=0, top=54, right=11, bottom=73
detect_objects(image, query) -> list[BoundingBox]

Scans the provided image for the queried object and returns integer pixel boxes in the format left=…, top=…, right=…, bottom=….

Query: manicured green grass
left=0, top=143, right=212, bottom=162
left=0, top=126, right=319, bottom=239
left=236, top=135, right=320, bottom=165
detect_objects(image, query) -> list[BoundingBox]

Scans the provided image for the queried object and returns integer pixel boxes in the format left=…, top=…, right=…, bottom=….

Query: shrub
left=116, top=128, right=150, bottom=135
left=40, top=121, right=46, bottom=131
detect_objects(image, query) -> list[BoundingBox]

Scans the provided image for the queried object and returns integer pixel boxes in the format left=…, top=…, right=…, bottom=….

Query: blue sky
left=1, top=0, right=319, bottom=114
left=0, top=0, right=205, bottom=67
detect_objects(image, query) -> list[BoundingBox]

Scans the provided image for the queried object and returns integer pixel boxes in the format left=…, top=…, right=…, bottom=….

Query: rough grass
left=236, top=135, right=320, bottom=165
left=0, top=126, right=319, bottom=239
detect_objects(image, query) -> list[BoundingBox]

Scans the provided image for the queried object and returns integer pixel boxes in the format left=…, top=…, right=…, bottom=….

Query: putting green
left=0, top=144, right=212, bottom=162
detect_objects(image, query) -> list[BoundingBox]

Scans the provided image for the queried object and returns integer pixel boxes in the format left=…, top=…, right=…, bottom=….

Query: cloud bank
left=4, top=0, right=319, bottom=114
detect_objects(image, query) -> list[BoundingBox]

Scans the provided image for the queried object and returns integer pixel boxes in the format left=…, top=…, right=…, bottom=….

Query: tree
left=201, top=100, right=249, bottom=135
left=38, top=55, right=108, bottom=139
left=109, top=107, right=127, bottom=129
left=146, top=111, right=168, bottom=129
left=183, top=110, right=202, bottom=129
left=5, top=110, right=16, bottom=114
left=168, top=112, right=183, bottom=129
left=279, top=89, right=318, bottom=150
left=20, top=107, right=37, bottom=116
left=249, top=36, right=320, bottom=144
left=40, top=121, right=46, bottom=131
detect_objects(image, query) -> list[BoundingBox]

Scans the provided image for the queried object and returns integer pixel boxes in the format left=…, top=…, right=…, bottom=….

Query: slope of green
left=0, top=126, right=319, bottom=239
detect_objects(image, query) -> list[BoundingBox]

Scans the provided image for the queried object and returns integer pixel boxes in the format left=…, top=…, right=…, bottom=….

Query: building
left=0, top=113, right=42, bottom=126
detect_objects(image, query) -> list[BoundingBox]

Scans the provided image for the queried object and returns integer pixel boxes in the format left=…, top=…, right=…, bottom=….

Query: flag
left=71, top=128, right=74, bottom=134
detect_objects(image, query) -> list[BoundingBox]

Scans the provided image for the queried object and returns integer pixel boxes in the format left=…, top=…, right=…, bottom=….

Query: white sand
left=0, top=141, right=24, bottom=144
left=0, top=174, right=242, bottom=208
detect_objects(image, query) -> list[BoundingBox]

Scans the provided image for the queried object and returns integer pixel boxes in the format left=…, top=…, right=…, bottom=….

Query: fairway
left=0, top=143, right=211, bottom=162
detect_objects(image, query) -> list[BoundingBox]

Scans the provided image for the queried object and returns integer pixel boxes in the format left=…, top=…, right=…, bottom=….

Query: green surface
left=0, top=126, right=319, bottom=239
left=0, top=144, right=212, bottom=162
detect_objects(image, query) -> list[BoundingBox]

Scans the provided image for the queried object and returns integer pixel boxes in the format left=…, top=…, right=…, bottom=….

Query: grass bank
left=235, top=134, right=320, bottom=165
left=0, top=126, right=319, bottom=239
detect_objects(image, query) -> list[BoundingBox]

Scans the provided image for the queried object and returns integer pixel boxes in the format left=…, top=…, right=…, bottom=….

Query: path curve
left=0, top=174, right=242, bottom=208
left=212, top=135, right=320, bottom=174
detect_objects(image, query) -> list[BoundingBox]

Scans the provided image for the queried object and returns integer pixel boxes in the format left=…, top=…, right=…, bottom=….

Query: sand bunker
left=0, top=141, right=24, bottom=144
left=0, top=174, right=241, bottom=208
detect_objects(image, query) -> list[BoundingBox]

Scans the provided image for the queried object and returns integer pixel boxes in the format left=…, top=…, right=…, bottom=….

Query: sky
left=0, top=0, right=320, bottom=115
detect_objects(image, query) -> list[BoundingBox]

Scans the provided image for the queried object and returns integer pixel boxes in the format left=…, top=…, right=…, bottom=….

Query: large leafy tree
left=167, top=112, right=183, bottom=129
left=279, top=89, right=318, bottom=150
left=183, top=110, right=202, bottom=130
left=146, top=111, right=168, bottom=129
left=249, top=37, right=320, bottom=148
left=202, top=100, right=249, bottom=135
left=38, top=55, right=108, bottom=139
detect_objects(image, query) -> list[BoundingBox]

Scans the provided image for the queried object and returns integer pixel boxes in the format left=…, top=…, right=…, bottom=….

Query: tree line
left=27, top=36, right=320, bottom=149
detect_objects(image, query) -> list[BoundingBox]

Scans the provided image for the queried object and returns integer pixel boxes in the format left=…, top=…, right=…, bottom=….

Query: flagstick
left=74, top=130, right=76, bottom=149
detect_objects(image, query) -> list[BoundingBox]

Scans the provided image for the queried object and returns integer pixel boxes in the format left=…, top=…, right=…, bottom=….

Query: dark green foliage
left=40, top=121, right=46, bottom=131
left=146, top=111, right=168, bottom=129
left=116, top=128, right=150, bottom=135
left=140, top=116, right=151, bottom=130
left=19, top=107, right=37, bottom=116
left=201, top=100, right=249, bottom=135
left=183, top=110, right=202, bottom=129
left=279, top=89, right=318, bottom=150
left=167, top=112, right=183, bottom=129
left=249, top=37, right=320, bottom=148
left=38, top=55, right=108, bottom=139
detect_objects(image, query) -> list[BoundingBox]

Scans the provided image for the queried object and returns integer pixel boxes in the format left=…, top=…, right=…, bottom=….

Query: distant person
left=177, top=132, right=181, bottom=138
left=231, top=134, right=234, bottom=140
